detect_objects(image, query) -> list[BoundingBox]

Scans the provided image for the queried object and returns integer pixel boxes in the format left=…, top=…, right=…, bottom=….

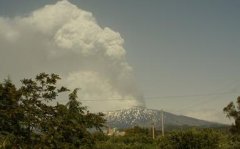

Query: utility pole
left=161, top=109, right=164, bottom=136
left=152, top=123, right=155, bottom=139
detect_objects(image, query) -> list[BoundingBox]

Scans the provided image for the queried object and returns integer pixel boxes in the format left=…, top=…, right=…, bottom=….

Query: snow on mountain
left=104, top=106, right=223, bottom=129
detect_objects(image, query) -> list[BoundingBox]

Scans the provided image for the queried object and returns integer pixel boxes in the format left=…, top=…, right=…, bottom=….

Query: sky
left=0, top=0, right=240, bottom=124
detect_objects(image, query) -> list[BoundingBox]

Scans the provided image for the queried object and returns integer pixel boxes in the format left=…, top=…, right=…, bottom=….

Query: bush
left=0, top=73, right=105, bottom=148
left=157, top=128, right=223, bottom=149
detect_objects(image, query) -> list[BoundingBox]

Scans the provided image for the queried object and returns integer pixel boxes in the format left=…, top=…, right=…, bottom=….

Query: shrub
left=157, top=128, right=223, bottom=149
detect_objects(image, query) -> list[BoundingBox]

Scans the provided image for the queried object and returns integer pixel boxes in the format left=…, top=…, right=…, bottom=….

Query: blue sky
left=0, top=0, right=240, bottom=123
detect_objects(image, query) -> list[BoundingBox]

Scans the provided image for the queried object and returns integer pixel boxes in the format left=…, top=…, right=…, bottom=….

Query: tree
left=223, top=96, right=240, bottom=134
left=0, top=79, right=23, bottom=148
left=157, top=128, right=222, bottom=149
left=18, top=73, right=70, bottom=147
left=0, top=73, right=106, bottom=148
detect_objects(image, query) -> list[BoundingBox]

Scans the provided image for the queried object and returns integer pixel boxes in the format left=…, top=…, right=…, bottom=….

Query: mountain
left=104, top=106, right=224, bottom=129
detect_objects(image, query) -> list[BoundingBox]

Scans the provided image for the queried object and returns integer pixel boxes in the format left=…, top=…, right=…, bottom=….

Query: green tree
left=0, top=79, right=23, bottom=148
left=223, top=96, right=240, bottom=134
left=18, top=73, right=70, bottom=147
left=157, top=128, right=223, bottom=149
left=0, top=73, right=106, bottom=148
left=125, top=126, right=149, bottom=136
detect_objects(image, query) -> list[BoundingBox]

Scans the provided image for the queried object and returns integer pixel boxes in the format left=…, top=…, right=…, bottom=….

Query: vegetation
left=224, top=96, right=240, bottom=134
left=94, top=126, right=156, bottom=149
left=157, top=128, right=230, bottom=149
left=93, top=127, right=236, bottom=149
left=1, top=73, right=240, bottom=148
left=0, top=73, right=105, bottom=148
left=223, top=96, right=240, bottom=149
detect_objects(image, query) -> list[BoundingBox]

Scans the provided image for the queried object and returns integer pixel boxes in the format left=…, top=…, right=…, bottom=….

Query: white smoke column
left=0, top=0, right=145, bottom=111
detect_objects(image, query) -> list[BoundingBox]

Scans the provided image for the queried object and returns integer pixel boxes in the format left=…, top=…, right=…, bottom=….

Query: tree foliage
left=157, top=128, right=224, bottom=149
left=0, top=79, right=23, bottom=148
left=223, top=96, right=240, bottom=134
left=0, top=73, right=105, bottom=148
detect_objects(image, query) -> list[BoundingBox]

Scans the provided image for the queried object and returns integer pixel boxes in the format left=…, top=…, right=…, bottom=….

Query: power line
left=81, top=80, right=240, bottom=102
left=80, top=91, right=236, bottom=101
left=169, top=82, right=240, bottom=112
left=173, top=95, right=223, bottom=113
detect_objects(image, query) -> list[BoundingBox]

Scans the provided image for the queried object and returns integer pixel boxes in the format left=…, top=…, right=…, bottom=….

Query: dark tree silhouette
left=224, top=96, right=240, bottom=134
left=0, top=73, right=105, bottom=148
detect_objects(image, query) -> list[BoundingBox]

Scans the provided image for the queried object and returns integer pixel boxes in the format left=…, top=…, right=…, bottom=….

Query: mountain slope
left=104, top=106, right=223, bottom=129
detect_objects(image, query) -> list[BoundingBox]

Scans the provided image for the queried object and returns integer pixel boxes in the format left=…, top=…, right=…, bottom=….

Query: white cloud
left=0, top=18, right=19, bottom=42
left=0, top=0, right=144, bottom=111
left=64, top=71, right=141, bottom=111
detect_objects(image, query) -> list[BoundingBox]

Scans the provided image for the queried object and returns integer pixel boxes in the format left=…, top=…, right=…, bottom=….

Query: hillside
left=104, top=106, right=224, bottom=129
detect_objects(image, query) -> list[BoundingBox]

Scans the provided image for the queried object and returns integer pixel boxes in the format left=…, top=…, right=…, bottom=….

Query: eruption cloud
left=0, top=0, right=145, bottom=111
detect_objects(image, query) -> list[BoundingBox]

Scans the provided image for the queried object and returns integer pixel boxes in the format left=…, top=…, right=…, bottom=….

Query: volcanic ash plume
left=0, top=0, right=145, bottom=111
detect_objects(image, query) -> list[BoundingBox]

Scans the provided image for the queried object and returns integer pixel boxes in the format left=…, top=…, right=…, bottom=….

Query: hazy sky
left=0, top=0, right=240, bottom=123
